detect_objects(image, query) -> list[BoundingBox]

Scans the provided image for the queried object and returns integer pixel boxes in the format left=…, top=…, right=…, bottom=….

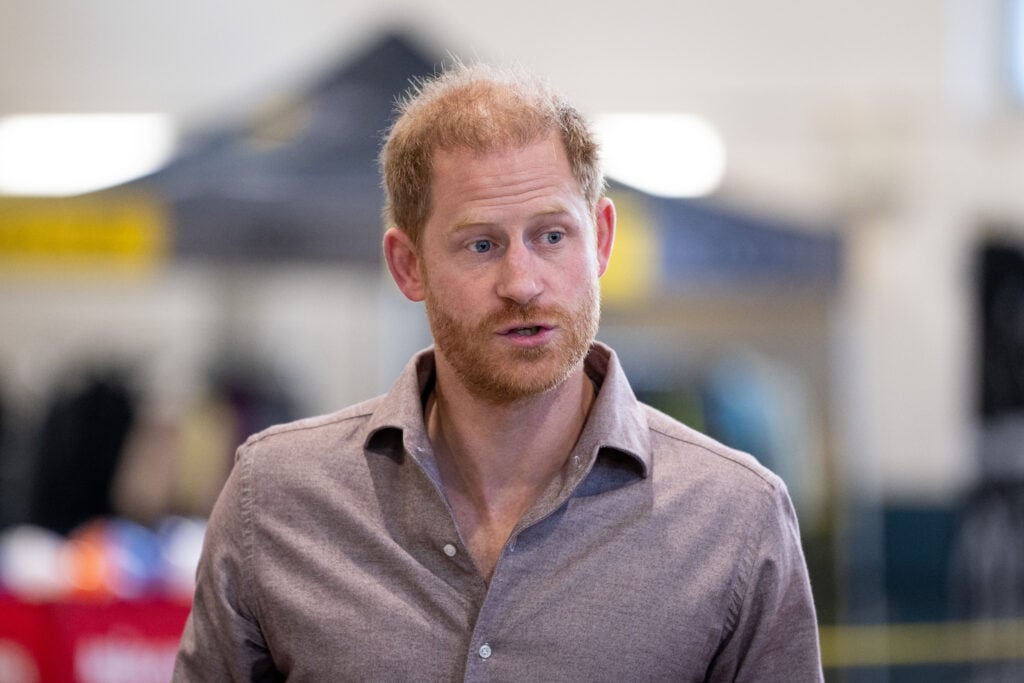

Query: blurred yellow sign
left=600, top=190, right=660, bottom=306
left=0, top=194, right=167, bottom=271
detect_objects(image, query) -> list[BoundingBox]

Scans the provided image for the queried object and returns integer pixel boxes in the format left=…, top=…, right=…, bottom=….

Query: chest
left=251, top=482, right=744, bottom=681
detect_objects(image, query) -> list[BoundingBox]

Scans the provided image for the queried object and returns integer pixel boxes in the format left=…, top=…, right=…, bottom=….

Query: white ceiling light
left=594, top=113, right=726, bottom=198
left=0, top=114, right=176, bottom=196
left=1010, top=0, right=1024, bottom=102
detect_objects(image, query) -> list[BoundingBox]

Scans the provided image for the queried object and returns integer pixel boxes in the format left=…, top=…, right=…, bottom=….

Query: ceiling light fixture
left=0, top=113, right=176, bottom=196
left=594, top=113, right=726, bottom=198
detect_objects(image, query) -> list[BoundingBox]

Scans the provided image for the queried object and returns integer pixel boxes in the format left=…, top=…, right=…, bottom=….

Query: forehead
left=427, top=133, right=584, bottom=220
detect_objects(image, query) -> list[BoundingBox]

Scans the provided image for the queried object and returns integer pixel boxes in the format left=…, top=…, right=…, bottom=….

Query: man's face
left=416, top=132, right=612, bottom=404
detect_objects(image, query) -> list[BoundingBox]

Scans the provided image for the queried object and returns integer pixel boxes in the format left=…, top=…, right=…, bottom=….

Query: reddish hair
left=380, top=62, right=605, bottom=246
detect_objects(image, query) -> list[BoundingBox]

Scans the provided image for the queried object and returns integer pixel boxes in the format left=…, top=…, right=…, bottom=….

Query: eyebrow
left=448, top=209, right=577, bottom=234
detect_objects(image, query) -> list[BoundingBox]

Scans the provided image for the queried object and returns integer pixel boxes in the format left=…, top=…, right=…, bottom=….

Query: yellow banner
left=0, top=193, right=168, bottom=271
left=600, top=189, right=660, bottom=306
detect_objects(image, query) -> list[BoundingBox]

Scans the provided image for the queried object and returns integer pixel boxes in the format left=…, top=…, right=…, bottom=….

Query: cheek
left=425, top=271, right=484, bottom=314
left=556, top=256, right=599, bottom=291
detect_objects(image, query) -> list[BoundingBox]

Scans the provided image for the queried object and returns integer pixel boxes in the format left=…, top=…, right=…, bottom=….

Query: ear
left=383, top=227, right=426, bottom=302
left=594, top=197, right=616, bottom=277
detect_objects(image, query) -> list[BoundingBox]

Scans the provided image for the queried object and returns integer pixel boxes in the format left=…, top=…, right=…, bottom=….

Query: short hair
left=380, top=62, right=605, bottom=246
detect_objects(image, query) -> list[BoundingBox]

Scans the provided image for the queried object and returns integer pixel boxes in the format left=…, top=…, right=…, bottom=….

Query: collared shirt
left=174, top=343, right=822, bottom=682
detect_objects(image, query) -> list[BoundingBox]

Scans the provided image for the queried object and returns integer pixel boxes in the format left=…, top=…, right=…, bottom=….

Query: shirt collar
left=363, top=348, right=440, bottom=480
left=364, top=342, right=651, bottom=479
left=578, top=342, right=651, bottom=478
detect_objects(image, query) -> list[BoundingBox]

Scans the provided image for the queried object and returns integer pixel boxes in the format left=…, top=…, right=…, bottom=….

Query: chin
left=462, top=351, right=583, bottom=404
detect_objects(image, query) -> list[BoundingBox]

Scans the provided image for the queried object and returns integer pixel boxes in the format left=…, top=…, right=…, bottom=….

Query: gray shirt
left=174, top=343, right=822, bottom=681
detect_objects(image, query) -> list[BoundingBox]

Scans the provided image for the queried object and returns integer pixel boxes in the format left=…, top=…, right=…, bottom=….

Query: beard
left=425, top=282, right=600, bottom=404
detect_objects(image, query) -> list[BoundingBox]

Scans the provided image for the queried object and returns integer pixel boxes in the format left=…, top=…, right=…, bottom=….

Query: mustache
left=481, top=302, right=573, bottom=329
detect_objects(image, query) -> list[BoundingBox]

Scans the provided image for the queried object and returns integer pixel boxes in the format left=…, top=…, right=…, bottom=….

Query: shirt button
left=479, top=643, right=492, bottom=659
left=443, top=543, right=457, bottom=557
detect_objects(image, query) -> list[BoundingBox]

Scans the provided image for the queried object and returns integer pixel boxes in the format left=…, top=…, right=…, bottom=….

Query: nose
left=495, top=241, right=542, bottom=305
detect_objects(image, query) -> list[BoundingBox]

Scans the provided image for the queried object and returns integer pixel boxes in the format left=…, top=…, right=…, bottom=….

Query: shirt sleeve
left=173, top=446, right=283, bottom=682
left=707, top=478, right=824, bottom=682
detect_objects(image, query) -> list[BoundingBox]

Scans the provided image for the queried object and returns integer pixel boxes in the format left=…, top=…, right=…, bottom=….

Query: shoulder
left=236, top=396, right=383, bottom=464
left=218, top=396, right=392, bottom=521
left=586, top=342, right=782, bottom=499
left=636, top=404, right=806, bottom=587
left=248, top=396, right=381, bottom=443
left=641, top=403, right=784, bottom=498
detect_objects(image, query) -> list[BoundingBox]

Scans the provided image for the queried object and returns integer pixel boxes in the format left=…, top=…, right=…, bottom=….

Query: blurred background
left=0, top=1, right=1023, bottom=681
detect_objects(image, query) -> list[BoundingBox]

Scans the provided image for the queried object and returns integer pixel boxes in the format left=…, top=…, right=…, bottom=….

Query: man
left=174, top=63, right=823, bottom=681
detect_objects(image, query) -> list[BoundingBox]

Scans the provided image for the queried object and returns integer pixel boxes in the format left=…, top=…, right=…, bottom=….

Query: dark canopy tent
left=123, top=31, right=841, bottom=284
left=607, top=182, right=840, bottom=288
left=125, top=32, right=438, bottom=264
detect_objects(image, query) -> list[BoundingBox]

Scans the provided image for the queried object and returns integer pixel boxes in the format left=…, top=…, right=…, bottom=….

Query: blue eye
left=470, top=240, right=492, bottom=253
left=543, top=231, right=564, bottom=245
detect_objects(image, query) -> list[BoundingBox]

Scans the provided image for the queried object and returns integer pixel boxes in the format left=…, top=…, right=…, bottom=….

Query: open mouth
left=500, top=322, right=553, bottom=339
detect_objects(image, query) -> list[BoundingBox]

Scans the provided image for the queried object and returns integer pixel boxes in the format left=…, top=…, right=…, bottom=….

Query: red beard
left=425, top=283, right=599, bottom=404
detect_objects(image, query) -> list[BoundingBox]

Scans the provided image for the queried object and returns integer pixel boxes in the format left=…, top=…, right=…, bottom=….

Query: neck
left=425, top=357, right=595, bottom=579
left=428, top=363, right=593, bottom=486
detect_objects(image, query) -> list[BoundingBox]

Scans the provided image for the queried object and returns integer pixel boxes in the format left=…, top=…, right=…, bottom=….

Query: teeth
left=514, top=327, right=540, bottom=336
